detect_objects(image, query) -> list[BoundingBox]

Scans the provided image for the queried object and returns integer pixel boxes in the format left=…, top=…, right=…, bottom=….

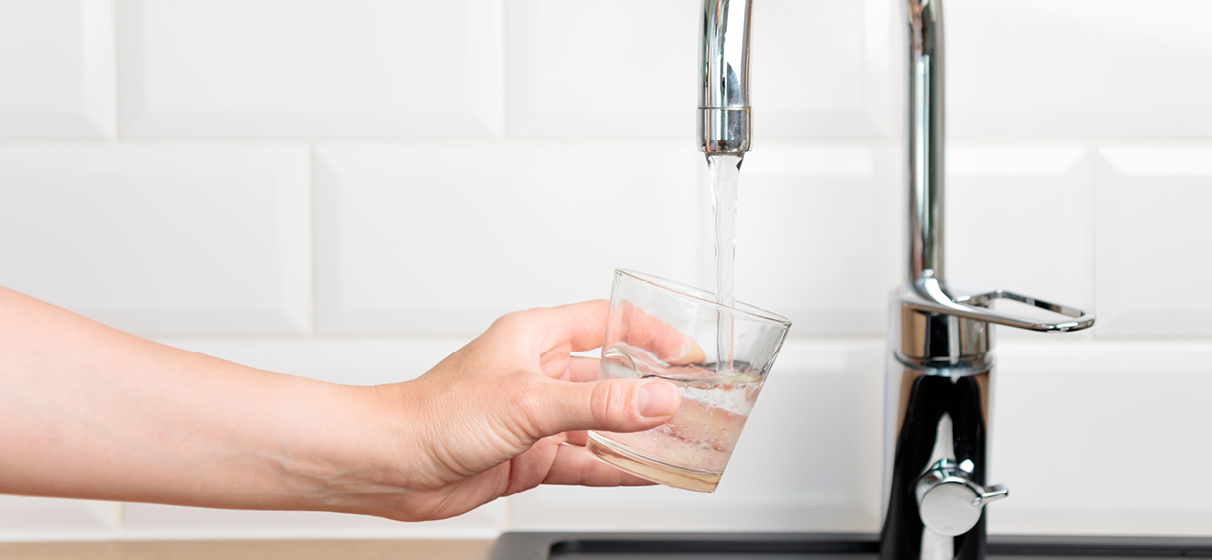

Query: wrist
left=285, top=380, right=426, bottom=518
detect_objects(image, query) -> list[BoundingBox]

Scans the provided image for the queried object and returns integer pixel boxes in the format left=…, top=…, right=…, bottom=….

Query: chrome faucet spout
left=907, top=0, right=945, bottom=283
left=699, top=0, right=752, bottom=155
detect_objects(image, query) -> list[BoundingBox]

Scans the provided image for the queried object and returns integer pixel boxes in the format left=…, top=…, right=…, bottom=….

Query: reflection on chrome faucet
left=697, top=2, right=1096, bottom=560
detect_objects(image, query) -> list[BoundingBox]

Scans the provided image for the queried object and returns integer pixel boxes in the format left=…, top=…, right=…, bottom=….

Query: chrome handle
left=907, top=278, right=1095, bottom=333
left=976, top=484, right=1009, bottom=507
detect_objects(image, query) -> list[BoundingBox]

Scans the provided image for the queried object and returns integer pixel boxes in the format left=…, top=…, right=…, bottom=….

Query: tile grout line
left=501, top=496, right=512, bottom=535
left=6, top=138, right=1212, bottom=147
left=109, top=0, right=120, bottom=142
left=498, top=0, right=510, bottom=141
left=113, top=502, right=124, bottom=536
left=1089, top=142, right=1099, bottom=341
left=307, top=144, right=318, bottom=338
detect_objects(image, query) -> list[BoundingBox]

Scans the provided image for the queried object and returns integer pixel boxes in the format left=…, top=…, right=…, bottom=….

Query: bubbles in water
left=596, top=344, right=762, bottom=473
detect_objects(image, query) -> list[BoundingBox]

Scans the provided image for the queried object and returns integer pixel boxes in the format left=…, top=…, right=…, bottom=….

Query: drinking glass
left=587, top=269, right=791, bottom=492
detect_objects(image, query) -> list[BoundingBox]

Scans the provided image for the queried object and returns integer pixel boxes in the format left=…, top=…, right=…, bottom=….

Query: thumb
left=525, top=377, right=682, bottom=438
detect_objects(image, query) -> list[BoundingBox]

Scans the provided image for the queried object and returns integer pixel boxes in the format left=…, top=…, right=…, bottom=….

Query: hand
left=336, top=300, right=683, bottom=522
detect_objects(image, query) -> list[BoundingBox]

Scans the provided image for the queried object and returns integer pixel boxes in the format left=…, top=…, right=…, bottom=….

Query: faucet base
left=881, top=358, right=991, bottom=560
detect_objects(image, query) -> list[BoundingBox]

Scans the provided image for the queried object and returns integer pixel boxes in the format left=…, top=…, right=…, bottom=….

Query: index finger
left=610, top=302, right=706, bottom=365
left=534, top=300, right=610, bottom=354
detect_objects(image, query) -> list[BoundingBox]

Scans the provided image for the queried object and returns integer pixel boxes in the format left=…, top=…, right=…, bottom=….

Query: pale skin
left=0, top=286, right=692, bottom=522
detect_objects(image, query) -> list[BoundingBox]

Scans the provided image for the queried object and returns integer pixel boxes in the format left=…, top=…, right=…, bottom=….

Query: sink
left=490, top=533, right=1212, bottom=560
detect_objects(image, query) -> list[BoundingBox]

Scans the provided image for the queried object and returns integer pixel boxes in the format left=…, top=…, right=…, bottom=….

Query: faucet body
left=698, top=2, right=1095, bottom=560
left=882, top=3, right=1092, bottom=558
left=883, top=1, right=990, bottom=557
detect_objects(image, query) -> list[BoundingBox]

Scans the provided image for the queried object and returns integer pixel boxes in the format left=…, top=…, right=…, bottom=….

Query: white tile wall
left=1096, top=147, right=1212, bottom=337
left=0, top=0, right=114, bottom=139
left=152, top=338, right=469, bottom=387
left=0, top=145, right=310, bottom=336
left=990, top=341, right=1212, bottom=535
left=947, top=146, right=1095, bottom=338
left=0, top=497, right=114, bottom=542
left=729, top=145, right=900, bottom=335
left=506, top=0, right=698, bottom=139
left=118, top=0, right=503, bottom=138
left=314, top=143, right=702, bottom=335
left=3, top=0, right=1212, bottom=544
left=750, top=0, right=899, bottom=140
left=949, top=0, right=1212, bottom=139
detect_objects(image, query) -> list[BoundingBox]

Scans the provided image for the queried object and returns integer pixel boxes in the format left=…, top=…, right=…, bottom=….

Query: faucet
left=698, top=2, right=1096, bottom=559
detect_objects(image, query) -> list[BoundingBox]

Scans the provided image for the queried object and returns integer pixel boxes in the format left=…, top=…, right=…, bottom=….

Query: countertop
left=0, top=540, right=494, bottom=560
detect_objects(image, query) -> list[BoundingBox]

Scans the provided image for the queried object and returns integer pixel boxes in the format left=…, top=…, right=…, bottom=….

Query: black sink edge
left=491, top=532, right=1212, bottom=560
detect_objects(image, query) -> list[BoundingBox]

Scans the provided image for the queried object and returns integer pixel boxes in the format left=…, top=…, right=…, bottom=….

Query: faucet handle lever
left=953, top=290, right=1094, bottom=332
left=909, top=278, right=1095, bottom=333
left=976, top=484, right=1009, bottom=506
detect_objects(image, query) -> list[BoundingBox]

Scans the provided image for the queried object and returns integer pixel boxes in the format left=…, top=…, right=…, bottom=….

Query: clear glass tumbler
left=587, top=269, right=791, bottom=492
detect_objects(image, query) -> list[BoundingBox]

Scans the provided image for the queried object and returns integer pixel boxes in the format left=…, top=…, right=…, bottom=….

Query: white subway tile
left=946, top=146, right=1094, bottom=339
left=726, top=145, right=899, bottom=336
left=118, top=0, right=503, bottom=139
left=1096, top=147, right=1212, bottom=337
left=507, top=0, right=896, bottom=140
left=0, top=0, right=114, bottom=139
left=752, top=0, right=898, bottom=140
left=990, top=340, right=1212, bottom=536
left=506, top=0, right=697, bottom=139
left=506, top=340, right=885, bottom=532
left=314, top=143, right=701, bottom=336
left=0, top=497, right=115, bottom=542
left=149, top=339, right=469, bottom=386
left=0, top=145, right=310, bottom=336
left=120, top=504, right=502, bottom=540
left=949, top=0, right=1212, bottom=138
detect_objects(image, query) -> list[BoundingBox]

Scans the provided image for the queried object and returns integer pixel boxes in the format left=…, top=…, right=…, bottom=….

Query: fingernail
left=638, top=382, right=680, bottom=418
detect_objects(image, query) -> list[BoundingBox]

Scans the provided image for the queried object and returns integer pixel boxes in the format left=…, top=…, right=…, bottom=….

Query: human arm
left=0, top=287, right=681, bottom=521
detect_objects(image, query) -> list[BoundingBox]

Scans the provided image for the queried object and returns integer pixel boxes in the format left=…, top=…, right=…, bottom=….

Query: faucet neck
left=907, top=0, right=945, bottom=283
left=698, top=0, right=752, bottom=155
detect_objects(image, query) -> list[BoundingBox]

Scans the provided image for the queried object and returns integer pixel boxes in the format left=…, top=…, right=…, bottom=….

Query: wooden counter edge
left=0, top=539, right=495, bottom=560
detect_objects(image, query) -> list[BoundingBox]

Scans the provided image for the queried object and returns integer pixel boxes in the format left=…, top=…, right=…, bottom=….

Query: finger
left=563, top=430, right=589, bottom=446
left=618, top=303, right=706, bottom=365
left=499, top=438, right=564, bottom=497
left=543, top=444, right=657, bottom=487
left=537, top=300, right=610, bottom=354
left=521, top=376, right=681, bottom=437
left=563, top=355, right=600, bottom=383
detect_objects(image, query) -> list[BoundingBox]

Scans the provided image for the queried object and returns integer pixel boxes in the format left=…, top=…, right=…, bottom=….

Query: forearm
left=0, top=286, right=390, bottom=512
